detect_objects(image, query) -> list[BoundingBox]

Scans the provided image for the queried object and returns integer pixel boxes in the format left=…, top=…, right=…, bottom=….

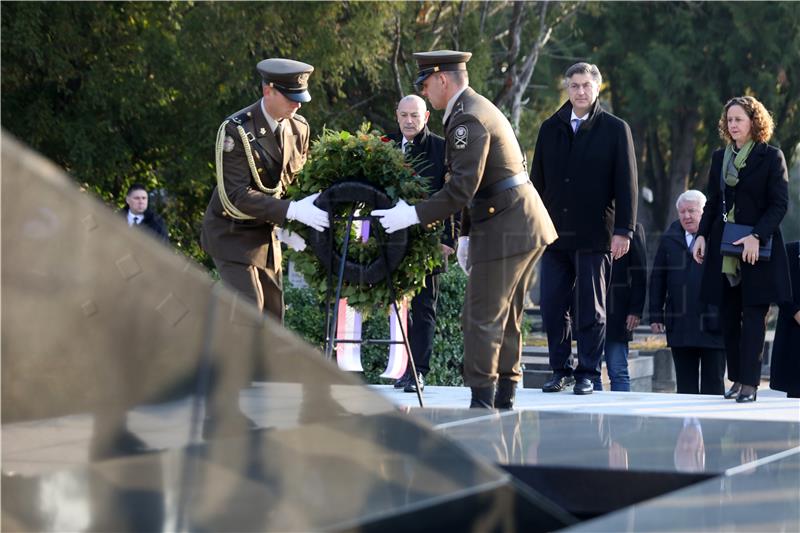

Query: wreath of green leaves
left=284, top=123, right=443, bottom=314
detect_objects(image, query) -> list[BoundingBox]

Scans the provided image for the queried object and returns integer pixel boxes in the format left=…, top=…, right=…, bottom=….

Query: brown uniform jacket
left=201, top=100, right=310, bottom=266
left=415, top=87, right=557, bottom=263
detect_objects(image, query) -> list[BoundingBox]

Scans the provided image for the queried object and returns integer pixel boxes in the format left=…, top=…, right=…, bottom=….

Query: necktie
left=572, top=118, right=582, bottom=133
left=403, top=141, right=413, bottom=157
left=274, top=122, right=284, bottom=151
left=133, top=216, right=140, bottom=225
left=688, top=233, right=696, bottom=250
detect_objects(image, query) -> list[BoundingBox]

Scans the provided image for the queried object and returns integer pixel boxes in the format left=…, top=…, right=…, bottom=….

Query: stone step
left=522, top=346, right=641, bottom=360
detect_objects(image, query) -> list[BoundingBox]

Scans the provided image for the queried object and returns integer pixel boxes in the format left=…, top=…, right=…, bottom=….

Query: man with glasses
left=371, top=50, right=557, bottom=409
left=531, top=62, right=638, bottom=395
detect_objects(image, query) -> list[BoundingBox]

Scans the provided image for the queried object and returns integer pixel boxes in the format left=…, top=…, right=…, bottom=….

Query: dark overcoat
left=607, top=223, right=647, bottom=342
left=697, top=143, right=791, bottom=306
left=770, top=241, right=800, bottom=395
left=531, top=99, right=637, bottom=252
left=649, top=220, right=724, bottom=349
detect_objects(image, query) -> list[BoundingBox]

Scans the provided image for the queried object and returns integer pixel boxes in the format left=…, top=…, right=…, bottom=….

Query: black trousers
left=670, top=347, right=726, bottom=395
left=720, top=276, right=769, bottom=387
left=540, top=249, right=611, bottom=382
left=407, top=273, right=440, bottom=376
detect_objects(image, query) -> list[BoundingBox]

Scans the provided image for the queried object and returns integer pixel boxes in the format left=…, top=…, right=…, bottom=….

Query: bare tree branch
left=391, top=15, right=404, bottom=98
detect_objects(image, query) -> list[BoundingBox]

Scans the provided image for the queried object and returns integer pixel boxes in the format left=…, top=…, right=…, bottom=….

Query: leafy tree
left=578, top=1, right=800, bottom=236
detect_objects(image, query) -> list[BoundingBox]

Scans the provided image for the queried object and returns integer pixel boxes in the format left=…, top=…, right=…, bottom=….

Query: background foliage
left=3, top=1, right=798, bottom=264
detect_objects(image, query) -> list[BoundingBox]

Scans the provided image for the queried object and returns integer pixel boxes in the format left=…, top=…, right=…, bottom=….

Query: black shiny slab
left=414, top=408, right=800, bottom=475
left=566, top=449, right=800, bottom=532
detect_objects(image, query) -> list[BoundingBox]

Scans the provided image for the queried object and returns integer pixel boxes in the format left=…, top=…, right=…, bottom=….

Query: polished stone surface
left=374, top=385, right=800, bottom=422
left=415, top=409, right=800, bottom=475
left=565, top=448, right=800, bottom=532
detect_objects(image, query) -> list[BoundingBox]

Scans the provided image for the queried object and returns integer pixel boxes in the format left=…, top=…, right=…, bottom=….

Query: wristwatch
left=751, top=232, right=761, bottom=243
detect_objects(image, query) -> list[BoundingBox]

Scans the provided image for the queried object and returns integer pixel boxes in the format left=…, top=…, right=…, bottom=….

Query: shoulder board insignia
left=230, top=111, right=252, bottom=125
left=293, top=113, right=308, bottom=125
left=453, top=125, right=468, bottom=149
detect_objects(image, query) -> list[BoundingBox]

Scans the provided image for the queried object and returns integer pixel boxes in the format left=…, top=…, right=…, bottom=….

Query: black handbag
left=720, top=222, right=772, bottom=260
left=718, top=170, right=772, bottom=261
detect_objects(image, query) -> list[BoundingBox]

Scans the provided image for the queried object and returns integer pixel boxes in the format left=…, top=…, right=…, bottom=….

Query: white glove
left=370, top=199, right=420, bottom=234
left=276, top=227, right=307, bottom=252
left=457, top=236, right=470, bottom=274
left=286, top=192, right=329, bottom=232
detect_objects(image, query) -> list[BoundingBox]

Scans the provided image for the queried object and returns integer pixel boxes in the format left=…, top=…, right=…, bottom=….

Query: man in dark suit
left=121, top=183, right=169, bottom=242
left=201, top=58, right=328, bottom=322
left=372, top=50, right=557, bottom=409
left=649, top=190, right=725, bottom=395
left=532, top=62, right=638, bottom=395
left=387, top=95, right=454, bottom=394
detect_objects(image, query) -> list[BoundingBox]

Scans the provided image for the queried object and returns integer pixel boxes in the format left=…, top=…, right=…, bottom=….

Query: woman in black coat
left=693, top=96, right=792, bottom=403
left=649, top=191, right=726, bottom=394
left=770, top=241, right=800, bottom=398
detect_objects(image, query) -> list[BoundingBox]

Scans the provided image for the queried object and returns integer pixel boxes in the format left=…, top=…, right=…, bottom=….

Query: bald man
left=386, top=94, right=453, bottom=394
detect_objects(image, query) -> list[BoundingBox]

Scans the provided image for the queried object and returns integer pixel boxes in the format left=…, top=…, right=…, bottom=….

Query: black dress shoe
left=736, top=386, right=757, bottom=403
left=404, top=373, right=424, bottom=393
left=470, top=385, right=496, bottom=409
left=495, top=379, right=517, bottom=410
left=724, top=382, right=742, bottom=399
left=394, top=373, right=410, bottom=389
left=542, top=375, right=575, bottom=393
left=573, top=378, right=594, bottom=395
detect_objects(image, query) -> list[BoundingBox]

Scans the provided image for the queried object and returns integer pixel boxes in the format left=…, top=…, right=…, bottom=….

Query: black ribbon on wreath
left=308, top=181, right=409, bottom=285
left=309, top=180, right=424, bottom=406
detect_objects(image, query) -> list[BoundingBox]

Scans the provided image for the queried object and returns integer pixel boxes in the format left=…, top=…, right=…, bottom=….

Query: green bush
left=284, top=266, right=467, bottom=386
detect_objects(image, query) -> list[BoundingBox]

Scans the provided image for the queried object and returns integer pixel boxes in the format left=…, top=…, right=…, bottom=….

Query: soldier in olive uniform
left=201, top=58, right=328, bottom=321
left=372, top=51, right=557, bottom=409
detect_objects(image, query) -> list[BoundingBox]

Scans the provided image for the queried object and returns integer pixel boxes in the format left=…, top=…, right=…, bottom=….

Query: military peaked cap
left=257, top=58, right=314, bottom=103
left=412, top=50, right=472, bottom=88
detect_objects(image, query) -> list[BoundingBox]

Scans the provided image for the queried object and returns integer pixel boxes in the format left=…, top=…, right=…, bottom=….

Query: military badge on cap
left=223, top=135, right=236, bottom=152
left=453, top=125, right=468, bottom=149
left=257, top=58, right=315, bottom=103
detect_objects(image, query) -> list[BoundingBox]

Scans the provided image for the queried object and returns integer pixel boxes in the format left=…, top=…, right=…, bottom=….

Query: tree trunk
left=665, top=108, right=699, bottom=226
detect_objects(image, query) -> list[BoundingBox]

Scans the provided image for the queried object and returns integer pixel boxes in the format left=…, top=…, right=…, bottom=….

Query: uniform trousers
left=720, top=276, right=769, bottom=387
left=408, top=273, right=440, bottom=376
left=462, top=246, right=545, bottom=387
left=670, top=347, right=726, bottom=395
left=214, top=256, right=283, bottom=322
left=540, top=249, right=611, bottom=382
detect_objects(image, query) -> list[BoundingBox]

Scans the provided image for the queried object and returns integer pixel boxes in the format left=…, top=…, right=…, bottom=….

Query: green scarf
left=721, top=140, right=754, bottom=277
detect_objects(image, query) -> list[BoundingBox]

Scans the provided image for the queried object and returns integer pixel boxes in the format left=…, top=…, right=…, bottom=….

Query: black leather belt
left=473, top=172, right=529, bottom=200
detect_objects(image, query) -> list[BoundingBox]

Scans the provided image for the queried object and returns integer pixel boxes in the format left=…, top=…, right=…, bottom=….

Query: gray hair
left=675, top=189, right=707, bottom=210
left=564, top=62, right=602, bottom=88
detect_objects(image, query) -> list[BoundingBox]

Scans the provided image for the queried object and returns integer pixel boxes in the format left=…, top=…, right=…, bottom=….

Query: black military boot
left=495, top=379, right=517, bottom=410
left=469, top=385, right=496, bottom=409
